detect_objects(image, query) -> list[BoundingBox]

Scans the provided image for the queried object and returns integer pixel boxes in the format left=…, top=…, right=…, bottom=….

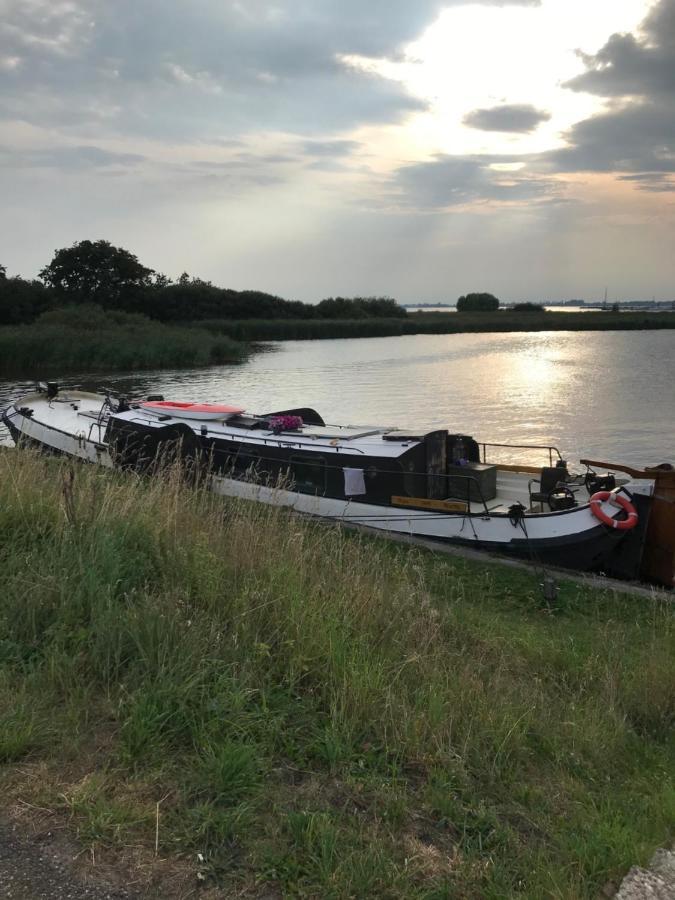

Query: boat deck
left=11, top=391, right=110, bottom=444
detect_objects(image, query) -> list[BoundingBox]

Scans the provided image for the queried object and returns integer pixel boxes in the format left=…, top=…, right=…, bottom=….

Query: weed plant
left=0, top=450, right=672, bottom=897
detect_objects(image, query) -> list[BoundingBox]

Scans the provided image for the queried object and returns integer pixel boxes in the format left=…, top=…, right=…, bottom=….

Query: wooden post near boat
left=580, top=459, right=675, bottom=588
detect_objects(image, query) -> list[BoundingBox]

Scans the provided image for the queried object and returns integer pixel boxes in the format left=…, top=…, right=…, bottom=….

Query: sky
left=1, top=0, right=674, bottom=302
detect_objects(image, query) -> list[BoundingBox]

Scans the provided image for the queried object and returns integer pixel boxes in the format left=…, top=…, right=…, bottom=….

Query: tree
left=151, top=271, right=173, bottom=289
left=456, top=292, right=499, bottom=312
left=39, top=240, right=154, bottom=307
left=316, top=296, right=406, bottom=319
left=0, top=275, right=54, bottom=324
left=0, top=263, right=6, bottom=279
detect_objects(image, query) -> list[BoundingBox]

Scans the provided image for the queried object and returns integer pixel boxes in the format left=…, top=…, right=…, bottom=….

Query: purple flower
left=269, top=415, right=304, bottom=433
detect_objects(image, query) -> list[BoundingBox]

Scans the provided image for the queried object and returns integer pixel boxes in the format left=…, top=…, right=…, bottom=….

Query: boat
left=3, top=382, right=674, bottom=586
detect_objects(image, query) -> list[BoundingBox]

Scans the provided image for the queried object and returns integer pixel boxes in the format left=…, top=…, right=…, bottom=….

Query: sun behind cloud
left=344, top=0, right=652, bottom=158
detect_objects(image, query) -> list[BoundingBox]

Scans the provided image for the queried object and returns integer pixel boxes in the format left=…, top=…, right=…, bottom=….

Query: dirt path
left=2, top=813, right=672, bottom=899
left=0, top=821, right=135, bottom=900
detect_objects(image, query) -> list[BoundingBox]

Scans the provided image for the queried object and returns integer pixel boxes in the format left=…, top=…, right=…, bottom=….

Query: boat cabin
left=107, top=403, right=497, bottom=511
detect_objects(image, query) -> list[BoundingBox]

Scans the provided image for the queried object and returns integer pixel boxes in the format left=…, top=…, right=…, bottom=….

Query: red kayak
left=140, top=400, right=245, bottom=420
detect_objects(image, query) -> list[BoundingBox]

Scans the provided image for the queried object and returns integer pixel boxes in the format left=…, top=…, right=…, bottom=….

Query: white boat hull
left=207, top=474, right=628, bottom=569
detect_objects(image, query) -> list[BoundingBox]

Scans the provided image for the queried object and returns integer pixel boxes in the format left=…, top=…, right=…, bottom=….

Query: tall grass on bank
left=197, top=316, right=416, bottom=341
left=0, top=450, right=673, bottom=897
left=198, top=310, right=675, bottom=342
left=0, top=305, right=247, bottom=376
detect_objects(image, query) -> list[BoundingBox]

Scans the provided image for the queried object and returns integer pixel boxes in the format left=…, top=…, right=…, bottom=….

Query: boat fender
left=589, top=490, right=638, bottom=531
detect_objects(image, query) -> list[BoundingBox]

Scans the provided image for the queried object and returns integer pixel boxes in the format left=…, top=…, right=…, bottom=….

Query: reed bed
left=197, top=316, right=416, bottom=341
left=0, top=305, right=247, bottom=375
left=0, top=450, right=673, bottom=898
left=198, top=310, right=675, bottom=342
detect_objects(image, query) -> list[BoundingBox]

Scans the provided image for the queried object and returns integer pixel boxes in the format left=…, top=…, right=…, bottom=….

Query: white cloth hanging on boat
left=343, top=467, right=366, bottom=496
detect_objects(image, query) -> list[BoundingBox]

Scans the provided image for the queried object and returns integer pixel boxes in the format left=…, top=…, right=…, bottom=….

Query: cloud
left=543, top=0, right=675, bottom=184
left=565, top=0, right=675, bottom=99
left=389, top=153, right=560, bottom=210
left=463, top=103, right=551, bottom=133
left=616, top=172, right=675, bottom=193
left=0, top=0, right=541, bottom=142
left=301, top=139, right=363, bottom=158
left=0, top=143, right=145, bottom=170
left=543, top=101, right=675, bottom=177
left=0, top=0, right=94, bottom=59
left=392, top=0, right=675, bottom=212
left=0, top=1, right=427, bottom=141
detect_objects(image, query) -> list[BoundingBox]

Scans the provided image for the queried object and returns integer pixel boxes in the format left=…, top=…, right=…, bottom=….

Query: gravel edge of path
left=0, top=819, right=136, bottom=900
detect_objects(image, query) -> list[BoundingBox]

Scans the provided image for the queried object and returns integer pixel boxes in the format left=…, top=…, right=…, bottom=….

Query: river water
left=1, top=330, right=674, bottom=467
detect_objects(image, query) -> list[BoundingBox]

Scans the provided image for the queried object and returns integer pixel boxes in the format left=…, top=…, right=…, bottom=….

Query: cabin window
left=290, top=454, right=327, bottom=494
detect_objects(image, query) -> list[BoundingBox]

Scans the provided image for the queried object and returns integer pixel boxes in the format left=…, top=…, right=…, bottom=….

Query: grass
left=196, top=310, right=675, bottom=342
left=0, top=305, right=247, bottom=375
left=0, top=449, right=673, bottom=898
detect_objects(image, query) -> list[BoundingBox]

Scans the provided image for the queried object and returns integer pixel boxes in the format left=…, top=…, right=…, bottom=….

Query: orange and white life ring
left=589, top=490, right=639, bottom=531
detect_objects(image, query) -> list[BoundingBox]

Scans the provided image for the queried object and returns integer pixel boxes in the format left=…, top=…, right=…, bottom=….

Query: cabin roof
left=115, top=408, right=421, bottom=458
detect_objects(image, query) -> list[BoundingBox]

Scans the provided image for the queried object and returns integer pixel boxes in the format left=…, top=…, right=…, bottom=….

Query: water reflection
left=1, top=330, right=673, bottom=466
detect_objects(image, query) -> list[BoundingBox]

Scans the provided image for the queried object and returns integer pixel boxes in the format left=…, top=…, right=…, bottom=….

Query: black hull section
left=440, top=526, right=627, bottom=574
left=425, top=491, right=651, bottom=578
left=107, top=417, right=427, bottom=502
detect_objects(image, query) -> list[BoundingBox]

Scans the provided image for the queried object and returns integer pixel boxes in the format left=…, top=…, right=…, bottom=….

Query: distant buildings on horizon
left=401, top=299, right=675, bottom=310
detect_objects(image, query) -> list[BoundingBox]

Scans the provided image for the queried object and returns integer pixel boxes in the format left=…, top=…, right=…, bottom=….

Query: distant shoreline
left=402, top=303, right=675, bottom=312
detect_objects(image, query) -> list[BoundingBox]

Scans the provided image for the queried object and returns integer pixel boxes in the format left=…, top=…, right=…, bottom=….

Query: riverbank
left=1, top=450, right=672, bottom=898
left=0, top=306, right=247, bottom=376
left=197, top=309, right=675, bottom=341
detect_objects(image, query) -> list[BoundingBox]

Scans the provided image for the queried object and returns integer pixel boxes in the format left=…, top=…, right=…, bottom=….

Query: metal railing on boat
left=480, top=442, right=563, bottom=468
